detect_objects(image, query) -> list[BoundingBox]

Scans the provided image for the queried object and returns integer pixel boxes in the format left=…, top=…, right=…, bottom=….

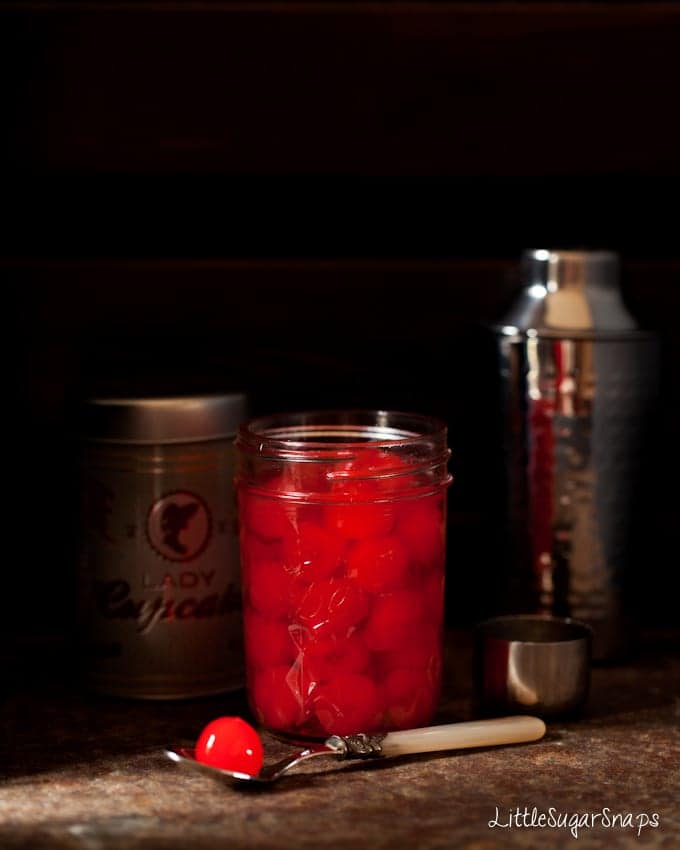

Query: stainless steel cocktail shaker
left=497, top=250, right=657, bottom=660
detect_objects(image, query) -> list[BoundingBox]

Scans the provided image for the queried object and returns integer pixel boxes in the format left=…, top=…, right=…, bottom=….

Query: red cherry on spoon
left=194, top=716, right=264, bottom=775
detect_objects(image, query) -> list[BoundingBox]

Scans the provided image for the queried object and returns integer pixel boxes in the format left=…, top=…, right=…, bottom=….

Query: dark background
left=2, top=2, right=679, bottom=653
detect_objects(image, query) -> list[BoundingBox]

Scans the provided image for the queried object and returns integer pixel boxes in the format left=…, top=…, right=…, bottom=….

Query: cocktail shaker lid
left=83, top=393, right=249, bottom=444
left=499, top=249, right=639, bottom=338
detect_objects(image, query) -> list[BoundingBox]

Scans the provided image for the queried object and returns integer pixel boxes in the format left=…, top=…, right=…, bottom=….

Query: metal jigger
left=496, top=250, right=658, bottom=660
left=475, top=615, right=592, bottom=717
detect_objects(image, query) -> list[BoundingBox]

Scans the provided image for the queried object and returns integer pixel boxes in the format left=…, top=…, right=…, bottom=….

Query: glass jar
left=235, top=410, right=452, bottom=738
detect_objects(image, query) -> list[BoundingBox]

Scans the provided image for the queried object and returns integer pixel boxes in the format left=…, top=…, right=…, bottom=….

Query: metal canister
left=79, top=394, right=248, bottom=698
left=496, top=251, right=658, bottom=660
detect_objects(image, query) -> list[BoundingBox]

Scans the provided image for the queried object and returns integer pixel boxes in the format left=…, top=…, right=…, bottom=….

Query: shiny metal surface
left=325, top=733, right=387, bottom=757
left=501, top=249, right=636, bottom=336
left=165, top=741, right=341, bottom=784
left=475, top=615, right=592, bottom=717
left=497, top=250, right=658, bottom=660
left=165, top=733, right=391, bottom=785
left=83, top=393, right=248, bottom=444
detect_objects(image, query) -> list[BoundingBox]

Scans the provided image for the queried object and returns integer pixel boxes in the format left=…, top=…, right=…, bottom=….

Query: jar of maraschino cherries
left=235, top=411, right=451, bottom=739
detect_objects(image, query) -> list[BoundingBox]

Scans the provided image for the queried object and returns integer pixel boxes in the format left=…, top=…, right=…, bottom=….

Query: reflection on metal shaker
left=497, top=250, right=658, bottom=660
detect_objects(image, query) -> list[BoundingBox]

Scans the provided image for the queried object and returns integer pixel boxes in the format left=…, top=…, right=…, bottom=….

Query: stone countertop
left=0, top=633, right=678, bottom=850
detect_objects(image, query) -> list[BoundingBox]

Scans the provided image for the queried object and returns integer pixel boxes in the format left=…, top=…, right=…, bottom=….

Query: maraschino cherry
left=195, top=716, right=264, bottom=775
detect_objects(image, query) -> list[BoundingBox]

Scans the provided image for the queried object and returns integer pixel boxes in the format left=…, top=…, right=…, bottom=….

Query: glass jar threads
left=235, top=411, right=452, bottom=737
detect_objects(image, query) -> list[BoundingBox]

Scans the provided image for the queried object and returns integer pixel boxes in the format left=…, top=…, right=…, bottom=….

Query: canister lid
left=83, top=393, right=249, bottom=444
left=499, top=249, right=640, bottom=338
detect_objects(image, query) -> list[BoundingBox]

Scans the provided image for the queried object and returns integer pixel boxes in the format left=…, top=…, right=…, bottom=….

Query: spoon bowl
left=165, top=741, right=342, bottom=784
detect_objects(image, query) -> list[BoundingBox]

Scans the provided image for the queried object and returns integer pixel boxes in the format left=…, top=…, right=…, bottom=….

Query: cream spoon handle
left=379, top=716, right=546, bottom=758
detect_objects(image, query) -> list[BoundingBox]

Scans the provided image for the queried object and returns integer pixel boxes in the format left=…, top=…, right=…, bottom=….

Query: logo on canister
left=146, top=490, right=212, bottom=562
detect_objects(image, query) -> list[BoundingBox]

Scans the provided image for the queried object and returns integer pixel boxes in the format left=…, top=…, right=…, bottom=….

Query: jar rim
left=237, top=409, right=448, bottom=456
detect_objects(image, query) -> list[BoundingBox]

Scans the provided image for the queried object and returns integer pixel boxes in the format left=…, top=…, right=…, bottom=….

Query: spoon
left=165, top=715, right=545, bottom=784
